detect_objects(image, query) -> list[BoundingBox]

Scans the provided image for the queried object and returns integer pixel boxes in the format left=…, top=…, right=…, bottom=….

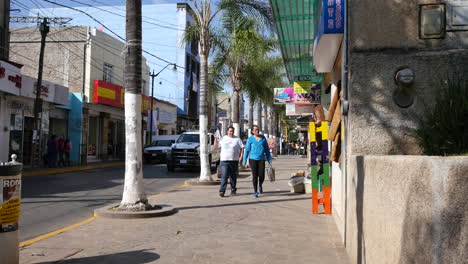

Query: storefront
left=86, top=80, right=151, bottom=161
left=1, top=73, right=69, bottom=165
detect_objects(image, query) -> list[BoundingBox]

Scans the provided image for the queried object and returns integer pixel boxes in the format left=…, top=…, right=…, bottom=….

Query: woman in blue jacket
left=242, top=125, right=272, bottom=198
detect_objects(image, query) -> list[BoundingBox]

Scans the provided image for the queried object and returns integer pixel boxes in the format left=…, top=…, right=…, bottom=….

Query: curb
left=184, top=178, right=220, bottom=186
left=22, top=162, right=125, bottom=177
left=94, top=203, right=177, bottom=219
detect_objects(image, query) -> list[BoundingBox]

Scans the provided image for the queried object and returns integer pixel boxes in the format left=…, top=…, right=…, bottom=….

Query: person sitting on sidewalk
left=243, top=125, right=272, bottom=198
left=214, top=126, right=244, bottom=197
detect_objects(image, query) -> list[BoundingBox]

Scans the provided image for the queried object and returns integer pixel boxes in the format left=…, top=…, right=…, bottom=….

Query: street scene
left=0, top=0, right=467, bottom=264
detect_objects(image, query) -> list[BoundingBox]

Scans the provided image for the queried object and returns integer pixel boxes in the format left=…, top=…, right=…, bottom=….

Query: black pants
left=249, top=159, right=265, bottom=193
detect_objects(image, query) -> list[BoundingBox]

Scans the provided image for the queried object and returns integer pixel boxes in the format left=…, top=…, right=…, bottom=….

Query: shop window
left=103, top=63, right=113, bottom=83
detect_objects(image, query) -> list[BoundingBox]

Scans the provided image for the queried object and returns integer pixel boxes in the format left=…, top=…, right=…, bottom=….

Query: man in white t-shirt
left=214, top=126, right=244, bottom=197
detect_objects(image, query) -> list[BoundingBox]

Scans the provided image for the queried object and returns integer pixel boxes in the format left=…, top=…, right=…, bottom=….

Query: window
left=103, top=63, right=113, bottom=83
left=185, top=53, right=190, bottom=75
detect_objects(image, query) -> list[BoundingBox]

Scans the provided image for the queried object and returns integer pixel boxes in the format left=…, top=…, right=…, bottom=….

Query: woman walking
left=243, top=125, right=272, bottom=198
left=215, top=126, right=244, bottom=197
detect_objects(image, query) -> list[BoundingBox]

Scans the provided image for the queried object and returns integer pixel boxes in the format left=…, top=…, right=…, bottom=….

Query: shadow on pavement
left=36, top=249, right=160, bottom=264
left=177, top=196, right=310, bottom=211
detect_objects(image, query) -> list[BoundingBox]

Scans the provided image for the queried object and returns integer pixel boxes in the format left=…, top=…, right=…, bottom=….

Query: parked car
left=166, top=131, right=220, bottom=172
left=144, top=135, right=179, bottom=164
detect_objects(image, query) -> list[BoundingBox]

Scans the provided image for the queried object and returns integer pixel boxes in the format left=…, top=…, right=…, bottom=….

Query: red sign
left=93, top=80, right=124, bottom=108
left=93, top=80, right=156, bottom=113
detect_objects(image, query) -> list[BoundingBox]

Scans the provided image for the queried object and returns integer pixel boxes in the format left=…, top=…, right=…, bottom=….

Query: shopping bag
left=266, top=162, right=275, bottom=182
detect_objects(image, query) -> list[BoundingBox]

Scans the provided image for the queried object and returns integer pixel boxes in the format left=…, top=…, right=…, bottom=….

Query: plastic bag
left=266, top=163, right=275, bottom=182
left=288, top=176, right=305, bottom=187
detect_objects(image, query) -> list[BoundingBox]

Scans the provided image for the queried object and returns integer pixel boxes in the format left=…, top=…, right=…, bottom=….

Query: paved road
left=19, top=164, right=197, bottom=241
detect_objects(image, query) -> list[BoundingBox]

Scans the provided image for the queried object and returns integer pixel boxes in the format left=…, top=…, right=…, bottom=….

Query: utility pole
left=120, top=0, right=148, bottom=210
left=12, top=16, right=71, bottom=166
left=31, top=18, right=49, bottom=167
left=148, top=63, right=176, bottom=143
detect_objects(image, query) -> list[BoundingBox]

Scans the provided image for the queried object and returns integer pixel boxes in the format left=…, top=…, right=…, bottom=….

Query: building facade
left=10, top=26, right=150, bottom=163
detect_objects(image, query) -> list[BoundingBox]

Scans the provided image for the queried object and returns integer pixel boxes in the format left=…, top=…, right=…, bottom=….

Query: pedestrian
left=242, top=125, right=272, bottom=198
left=47, top=135, right=58, bottom=168
left=214, top=126, right=244, bottom=197
left=57, top=135, right=65, bottom=167
left=63, top=138, right=72, bottom=166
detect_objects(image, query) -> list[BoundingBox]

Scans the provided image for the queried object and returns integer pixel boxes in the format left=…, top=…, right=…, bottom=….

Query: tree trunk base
left=117, top=199, right=151, bottom=211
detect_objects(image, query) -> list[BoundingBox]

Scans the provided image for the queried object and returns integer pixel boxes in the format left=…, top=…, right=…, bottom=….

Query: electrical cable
left=66, top=0, right=185, bottom=31
left=42, top=0, right=185, bottom=69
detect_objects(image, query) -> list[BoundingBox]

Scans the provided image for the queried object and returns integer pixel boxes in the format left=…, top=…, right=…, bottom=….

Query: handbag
left=266, top=162, right=275, bottom=182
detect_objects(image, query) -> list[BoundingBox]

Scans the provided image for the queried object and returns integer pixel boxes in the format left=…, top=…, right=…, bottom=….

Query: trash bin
left=288, top=175, right=305, bottom=193
left=304, top=177, right=312, bottom=194
left=0, top=154, right=23, bottom=264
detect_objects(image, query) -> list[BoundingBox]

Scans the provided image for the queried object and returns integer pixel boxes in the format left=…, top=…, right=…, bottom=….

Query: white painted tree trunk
left=232, top=90, right=240, bottom=137
left=257, top=102, right=262, bottom=133
left=121, top=93, right=147, bottom=207
left=120, top=0, right=147, bottom=210
left=199, top=53, right=212, bottom=181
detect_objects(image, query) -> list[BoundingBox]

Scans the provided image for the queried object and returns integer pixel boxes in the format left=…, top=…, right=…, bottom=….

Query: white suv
left=166, top=131, right=220, bottom=172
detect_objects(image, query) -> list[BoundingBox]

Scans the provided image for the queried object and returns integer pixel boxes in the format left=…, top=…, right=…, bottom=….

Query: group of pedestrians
left=215, top=125, right=272, bottom=199
left=46, top=135, right=72, bottom=168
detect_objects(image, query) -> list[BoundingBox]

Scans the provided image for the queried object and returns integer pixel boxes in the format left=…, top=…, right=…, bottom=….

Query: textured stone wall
left=345, top=155, right=468, bottom=264
left=348, top=0, right=468, bottom=155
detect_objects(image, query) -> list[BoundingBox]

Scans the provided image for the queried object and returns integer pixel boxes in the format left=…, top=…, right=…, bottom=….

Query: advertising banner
left=321, top=0, right=344, bottom=34
left=0, top=60, right=22, bottom=96
left=273, top=88, right=294, bottom=104
left=94, top=80, right=153, bottom=113
left=0, top=177, right=21, bottom=232
left=293, top=81, right=321, bottom=104
left=20, top=76, right=56, bottom=103
left=286, top=103, right=314, bottom=116
left=93, top=80, right=124, bottom=108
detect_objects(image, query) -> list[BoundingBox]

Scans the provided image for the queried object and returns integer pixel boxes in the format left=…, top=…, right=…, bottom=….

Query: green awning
left=270, top=0, right=322, bottom=84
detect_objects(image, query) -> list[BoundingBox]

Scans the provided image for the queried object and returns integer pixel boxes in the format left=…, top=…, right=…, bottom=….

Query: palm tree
left=184, top=0, right=273, bottom=181
left=120, top=0, right=148, bottom=210
left=210, top=15, right=274, bottom=137
left=242, top=56, right=284, bottom=135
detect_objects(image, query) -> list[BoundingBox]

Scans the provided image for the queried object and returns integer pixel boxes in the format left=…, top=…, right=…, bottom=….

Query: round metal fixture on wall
left=393, top=68, right=415, bottom=108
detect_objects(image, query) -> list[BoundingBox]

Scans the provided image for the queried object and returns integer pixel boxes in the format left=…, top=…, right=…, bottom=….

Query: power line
left=66, top=0, right=184, bottom=31
left=90, top=0, right=180, bottom=27
left=42, top=0, right=185, bottom=69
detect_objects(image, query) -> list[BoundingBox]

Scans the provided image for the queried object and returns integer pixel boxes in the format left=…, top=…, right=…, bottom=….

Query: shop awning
left=270, top=0, right=322, bottom=83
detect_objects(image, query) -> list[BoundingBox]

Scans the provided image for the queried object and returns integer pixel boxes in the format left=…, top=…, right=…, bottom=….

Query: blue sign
left=320, top=0, right=344, bottom=34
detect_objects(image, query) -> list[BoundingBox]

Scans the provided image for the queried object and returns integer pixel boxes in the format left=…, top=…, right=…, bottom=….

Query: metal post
left=148, top=63, right=176, bottom=142
left=0, top=155, right=23, bottom=264
left=149, top=70, right=155, bottom=144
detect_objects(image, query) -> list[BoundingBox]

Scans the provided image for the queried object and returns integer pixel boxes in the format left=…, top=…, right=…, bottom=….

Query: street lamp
left=149, top=63, right=177, bottom=143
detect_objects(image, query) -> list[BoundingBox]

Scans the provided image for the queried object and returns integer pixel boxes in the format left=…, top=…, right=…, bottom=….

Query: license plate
left=152, top=154, right=157, bottom=157
left=180, top=160, right=187, bottom=164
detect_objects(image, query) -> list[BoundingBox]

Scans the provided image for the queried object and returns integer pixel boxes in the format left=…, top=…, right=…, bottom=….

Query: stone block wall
left=344, top=155, right=468, bottom=264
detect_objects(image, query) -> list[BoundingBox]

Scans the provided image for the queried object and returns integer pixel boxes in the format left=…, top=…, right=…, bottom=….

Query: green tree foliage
left=416, top=75, right=468, bottom=155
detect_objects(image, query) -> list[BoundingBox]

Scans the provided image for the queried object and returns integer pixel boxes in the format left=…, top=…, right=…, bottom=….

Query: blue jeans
left=219, top=161, right=238, bottom=193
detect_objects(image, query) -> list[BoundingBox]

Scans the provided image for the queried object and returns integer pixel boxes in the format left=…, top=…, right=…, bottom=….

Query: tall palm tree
left=184, top=0, right=272, bottom=181
left=210, top=15, right=274, bottom=137
left=242, top=56, right=284, bottom=134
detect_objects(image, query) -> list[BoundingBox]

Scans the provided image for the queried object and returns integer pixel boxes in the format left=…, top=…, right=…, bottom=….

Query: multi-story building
left=10, top=26, right=150, bottom=163
left=31, top=0, right=201, bottom=133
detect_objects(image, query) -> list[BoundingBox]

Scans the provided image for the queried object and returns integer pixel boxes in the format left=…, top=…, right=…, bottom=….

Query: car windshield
left=177, top=134, right=199, bottom=143
left=151, top=140, right=173, bottom=146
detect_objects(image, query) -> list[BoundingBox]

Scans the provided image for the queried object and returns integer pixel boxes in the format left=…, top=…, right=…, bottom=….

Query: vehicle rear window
left=152, top=140, right=173, bottom=146
left=177, top=134, right=200, bottom=143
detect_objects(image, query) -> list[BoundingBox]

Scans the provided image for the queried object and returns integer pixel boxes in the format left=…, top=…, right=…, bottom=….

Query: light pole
left=148, top=63, right=177, bottom=143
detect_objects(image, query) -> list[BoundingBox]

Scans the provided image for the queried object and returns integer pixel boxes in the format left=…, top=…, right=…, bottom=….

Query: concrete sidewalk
left=19, top=156, right=350, bottom=264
